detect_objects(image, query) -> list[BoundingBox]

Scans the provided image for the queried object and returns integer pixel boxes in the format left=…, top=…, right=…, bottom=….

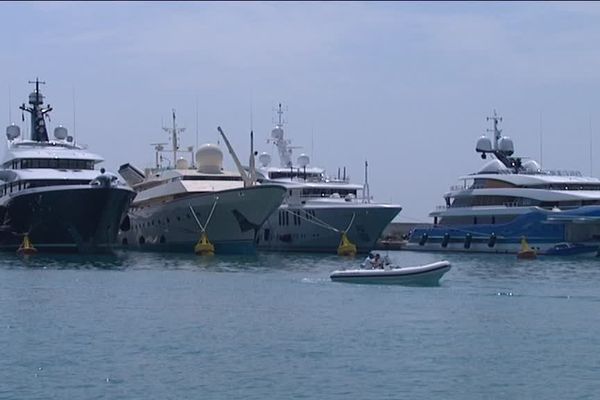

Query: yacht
left=255, top=105, right=402, bottom=253
left=0, top=79, right=135, bottom=253
left=406, top=112, right=600, bottom=255
left=117, top=111, right=286, bottom=254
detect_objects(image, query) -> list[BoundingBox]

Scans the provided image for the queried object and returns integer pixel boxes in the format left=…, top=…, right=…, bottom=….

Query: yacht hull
left=0, top=185, right=135, bottom=253
left=257, top=204, right=401, bottom=254
left=118, top=185, right=285, bottom=254
left=406, top=206, right=600, bottom=255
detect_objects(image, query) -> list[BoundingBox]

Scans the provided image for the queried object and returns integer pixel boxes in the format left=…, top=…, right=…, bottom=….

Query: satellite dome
left=522, top=159, right=541, bottom=173
left=297, top=154, right=310, bottom=168
left=476, top=136, right=492, bottom=153
left=176, top=157, right=189, bottom=170
left=478, top=159, right=508, bottom=174
left=6, top=124, right=20, bottom=140
left=258, top=152, right=271, bottom=167
left=498, top=136, right=514, bottom=155
left=271, top=126, right=284, bottom=140
left=196, top=144, right=223, bottom=173
left=54, top=125, right=68, bottom=140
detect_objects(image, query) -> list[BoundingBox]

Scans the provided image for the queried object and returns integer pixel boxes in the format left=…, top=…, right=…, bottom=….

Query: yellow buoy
left=17, top=234, right=37, bottom=256
left=337, top=232, right=357, bottom=257
left=194, top=232, right=215, bottom=256
left=517, top=236, right=536, bottom=259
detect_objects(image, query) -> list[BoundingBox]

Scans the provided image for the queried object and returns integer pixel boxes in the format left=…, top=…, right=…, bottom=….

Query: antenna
left=72, top=87, right=76, bottom=143
left=311, top=123, right=314, bottom=161
left=8, top=86, right=11, bottom=122
left=486, top=109, right=503, bottom=150
left=539, top=111, right=543, bottom=168
left=589, top=113, right=593, bottom=176
left=195, top=95, right=199, bottom=159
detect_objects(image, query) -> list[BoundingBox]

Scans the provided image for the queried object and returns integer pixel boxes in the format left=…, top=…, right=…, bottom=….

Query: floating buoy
left=517, top=236, right=536, bottom=259
left=17, top=234, right=37, bottom=256
left=194, top=232, right=214, bottom=256
left=337, top=232, right=357, bottom=256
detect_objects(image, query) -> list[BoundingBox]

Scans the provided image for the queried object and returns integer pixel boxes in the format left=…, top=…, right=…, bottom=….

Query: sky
left=2, top=1, right=600, bottom=222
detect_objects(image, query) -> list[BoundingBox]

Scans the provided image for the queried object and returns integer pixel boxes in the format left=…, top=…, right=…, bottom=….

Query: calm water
left=1, top=250, right=599, bottom=399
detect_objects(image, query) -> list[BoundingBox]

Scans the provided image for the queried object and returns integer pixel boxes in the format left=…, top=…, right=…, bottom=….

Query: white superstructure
left=118, top=111, right=286, bottom=254
left=407, top=111, right=600, bottom=255
left=0, top=79, right=135, bottom=252
left=255, top=104, right=401, bottom=253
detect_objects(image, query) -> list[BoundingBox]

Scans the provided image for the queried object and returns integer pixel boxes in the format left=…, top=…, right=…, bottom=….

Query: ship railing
left=449, top=184, right=485, bottom=191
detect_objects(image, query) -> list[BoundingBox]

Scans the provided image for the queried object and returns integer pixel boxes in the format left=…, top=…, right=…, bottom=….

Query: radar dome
left=6, top=124, right=20, bottom=140
left=176, top=157, right=189, bottom=170
left=271, top=126, right=284, bottom=140
left=28, top=91, right=44, bottom=104
left=478, top=159, right=508, bottom=174
left=196, top=144, right=223, bottom=173
left=297, top=154, right=310, bottom=168
left=522, top=159, right=541, bottom=173
left=476, top=136, right=492, bottom=153
left=498, top=136, right=514, bottom=155
left=258, top=152, right=271, bottom=167
left=54, top=125, right=68, bottom=140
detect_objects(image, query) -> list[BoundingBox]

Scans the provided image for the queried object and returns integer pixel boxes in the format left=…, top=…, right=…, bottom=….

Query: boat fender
left=441, top=233, right=450, bottom=248
left=464, top=233, right=472, bottom=249
left=419, top=233, right=428, bottom=246
left=488, top=233, right=497, bottom=248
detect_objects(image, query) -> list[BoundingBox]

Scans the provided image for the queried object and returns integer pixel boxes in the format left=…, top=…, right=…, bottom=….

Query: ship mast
left=270, top=103, right=292, bottom=167
left=19, top=78, right=52, bottom=142
left=163, top=109, right=185, bottom=166
left=486, top=110, right=503, bottom=150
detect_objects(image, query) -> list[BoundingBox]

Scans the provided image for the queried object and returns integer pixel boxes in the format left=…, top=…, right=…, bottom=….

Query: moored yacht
left=406, top=111, right=600, bottom=255
left=255, top=105, right=402, bottom=253
left=0, top=79, right=135, bottom=253
left=118, top=111, right=286, bottom=254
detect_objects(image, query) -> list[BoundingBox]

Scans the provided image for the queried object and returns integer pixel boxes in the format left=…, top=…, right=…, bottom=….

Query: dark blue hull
left=407, top=206, right=600, bottom=255
left=0, top=186, right=135, bottom=253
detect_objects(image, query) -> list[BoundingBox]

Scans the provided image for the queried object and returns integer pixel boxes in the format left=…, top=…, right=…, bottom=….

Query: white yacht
left=118, top=112, right=286, bottom=254
left=255, top=105, right=402, bottom=253
left=406, top=112, right=600, bottom=255
left=0, top=79, right=135, bottom=253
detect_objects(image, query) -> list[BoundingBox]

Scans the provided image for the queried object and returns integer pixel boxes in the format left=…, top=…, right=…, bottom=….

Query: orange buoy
left=337, top=232, right=357, bottom=257
left=517, top=236, right=536, bottom=260
left=17, top=234, right=37, bottom=256
left=194, top=232, right=215, bottom=256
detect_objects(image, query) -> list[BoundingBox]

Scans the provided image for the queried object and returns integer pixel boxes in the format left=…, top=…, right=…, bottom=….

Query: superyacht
left=0, top=79, right=135, bottom=253
left=255, top=105, right=402, bottom=253
left=406, top=112, right=600, bottom=255
left=118, top=111, right=286, bottom=254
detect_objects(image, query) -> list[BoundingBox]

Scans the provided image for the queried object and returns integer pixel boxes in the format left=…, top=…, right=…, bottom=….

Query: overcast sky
left=2, top=2, right=600, bottom=221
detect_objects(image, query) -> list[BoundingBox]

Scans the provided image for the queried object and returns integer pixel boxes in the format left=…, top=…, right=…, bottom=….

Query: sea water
left=1, top=250, right=599, bottom=399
